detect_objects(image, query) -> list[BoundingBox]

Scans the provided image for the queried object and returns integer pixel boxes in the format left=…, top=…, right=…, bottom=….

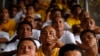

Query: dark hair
left=17, top=38, right=37, bottom=51
left=0, top=8, right=9, bottom=14
left=24, top=16, right=35, bottom=21
left=59, top=44, right=83, bottom=56
left=26, top=4, right=34, bottom=11
left=80, top=29, right=96, bottom=38
left=67, top=0, right=77, bottom=7
left=71, top=4, right=81, bottom=13
left=17, top=21, right=33, bottom=31
left=51, top=8, right=62, bottom=15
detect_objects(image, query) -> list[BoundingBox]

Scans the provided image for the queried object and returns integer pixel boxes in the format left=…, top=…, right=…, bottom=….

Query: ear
left=96, top=37, right=99, bottom=42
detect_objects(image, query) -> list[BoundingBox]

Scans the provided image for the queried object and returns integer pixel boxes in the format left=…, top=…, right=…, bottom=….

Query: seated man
left=76, top=30, right=98, bottom=56
left=52, top=17, right=76, bottom=44
left=16, top=38, right=37, bottom=56
left=59, top=44, right=83, bottom=56
left=38, top=26, right=64, bottom=56
left=80, top=17, right=100, bottom=34
left=0, top=21, right=40, bottom=56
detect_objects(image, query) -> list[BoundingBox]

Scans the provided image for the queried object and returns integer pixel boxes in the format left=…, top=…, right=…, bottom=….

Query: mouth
left=86, top=42, right=91, bottom=45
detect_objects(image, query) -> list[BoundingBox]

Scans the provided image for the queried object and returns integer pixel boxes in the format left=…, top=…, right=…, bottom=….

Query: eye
left=19, top=46, right=25, bottom=50
left=42, top=31, right=47, bottom=35
left=50, top=32, right=53, bottom=35
left=27, top=28, right=31, bottom=31
left=59, top=21, right=62, bottom=23
left=28, top=46, right=33, bottom=49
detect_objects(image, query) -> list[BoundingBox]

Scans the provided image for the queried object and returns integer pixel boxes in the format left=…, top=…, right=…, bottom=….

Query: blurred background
left=0, top=0, right=100, bottom=25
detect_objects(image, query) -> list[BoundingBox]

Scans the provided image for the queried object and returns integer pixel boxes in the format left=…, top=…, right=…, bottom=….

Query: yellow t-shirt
left=36, top=9, right=46, bottom=21
left=63, top=4, right=70, bottom=12
left=2, top=19, right=17, bottom=37
left=57, top=4, right=63, bottom=10
left=37, top=47, right=59, bottom=56
left=66, top=17, right=81, bottom=28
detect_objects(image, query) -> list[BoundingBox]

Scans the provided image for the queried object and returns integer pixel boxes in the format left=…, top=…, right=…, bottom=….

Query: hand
left=76, top=41, right=88, bottom=50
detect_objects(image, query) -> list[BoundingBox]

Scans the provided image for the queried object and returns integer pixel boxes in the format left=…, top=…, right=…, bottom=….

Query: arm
left=0, top=50, right=16, bottom=56
left=56, top=39, right=64, bottom=48
left=0, top=38, right=8, bottom=43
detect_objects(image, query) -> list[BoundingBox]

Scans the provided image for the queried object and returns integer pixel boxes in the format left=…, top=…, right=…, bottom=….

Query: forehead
left=42, top=26, right=56, bottom=32
left=20, top=24, right=31, bottom=28
left=1, top=9, right=8, bottom=12
left=81, top=32, right=94, bottom=37
left=54, top=17, right=64, bottom=21
left=25, top=17, right=34, bottom=20
left=64, top=50, right=82, bottom=56
left=55, top=10, right=61, bottom=13
left=20, top=40, right=34, bottom=45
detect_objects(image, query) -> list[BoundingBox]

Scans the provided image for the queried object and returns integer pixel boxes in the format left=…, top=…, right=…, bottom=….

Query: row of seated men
left=0, top=21, right=99, bottom=56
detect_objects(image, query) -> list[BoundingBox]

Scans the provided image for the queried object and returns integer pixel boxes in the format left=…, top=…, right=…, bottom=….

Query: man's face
left=64, top=50, right=82, bottom=56
left=52, top=17, right=65, bottom=31
left=0, top=9, right=9, bottom=20
left=52, top=11, right=62, bottom=19
left=73, top=7, right=81, bottom=16
left=17, top=24, right=32, bottom=38
left=25, top=17, right=35, bottom=28
left=81, top=32, right=97, bottom=47
left=26, top=11, right=34, bottom=18
left=40, top=26, right=57, bottom=45
left=81, top=19, right=95, bottom=30
left=17, top=40, right=36, bottom=56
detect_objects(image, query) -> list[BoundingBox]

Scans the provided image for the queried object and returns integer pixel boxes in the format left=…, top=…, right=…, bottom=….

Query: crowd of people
left=0, top=0, right=100, bottom=56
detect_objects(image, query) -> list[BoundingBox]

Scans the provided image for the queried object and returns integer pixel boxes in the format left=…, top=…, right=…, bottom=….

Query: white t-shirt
left=96, top=34, right=100, bottom=39
left=59, top=31, right=76, bottom=44
left=14, top=11, right=24, bottom=23
left=0, top=31, right=10, bottom=41
left=3, top=39, right=40, bottom=52
left=32, top=29, right=40, bottom=40
left=74, top=34, right=82, bottom=44
left=0, top=31, right=10, bottom=53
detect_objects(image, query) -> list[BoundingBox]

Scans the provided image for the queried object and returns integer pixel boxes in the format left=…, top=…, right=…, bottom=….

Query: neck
left=85, top=45, right=98, bottom=56
left=56, top=30, right=64, bottom=38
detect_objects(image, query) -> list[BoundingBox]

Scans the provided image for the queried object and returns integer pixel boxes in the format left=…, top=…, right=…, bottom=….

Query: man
left=52, top=17, right=76, bottom=44
left=59, top=44, right=83, bottom=56
left=77, top=30, right=98, bottom=56
left=17, top=38, right=37, bottom=56
left=0, top=21, right=40, bottom=56
left=38, top=26, right=64, bottom=56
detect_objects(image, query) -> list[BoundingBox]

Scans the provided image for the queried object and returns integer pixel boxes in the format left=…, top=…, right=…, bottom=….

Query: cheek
left=17, top=49, right=24, bottom=54
left=28, top=32, right=32, bottom=35
left=31, top=50, right=36, bottom=54
left=91, top=39, right=97, bottom=44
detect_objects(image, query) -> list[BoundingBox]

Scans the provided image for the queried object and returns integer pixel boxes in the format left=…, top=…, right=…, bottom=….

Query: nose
left=85, top=38, right=89, bottom=42
left=46, top=32, right=50, bottom=37
left=23, top=29, right=28, bottom=33
left=24, top=47, right=29, bottom=54
left=57, top=22, right=60, bottom=27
